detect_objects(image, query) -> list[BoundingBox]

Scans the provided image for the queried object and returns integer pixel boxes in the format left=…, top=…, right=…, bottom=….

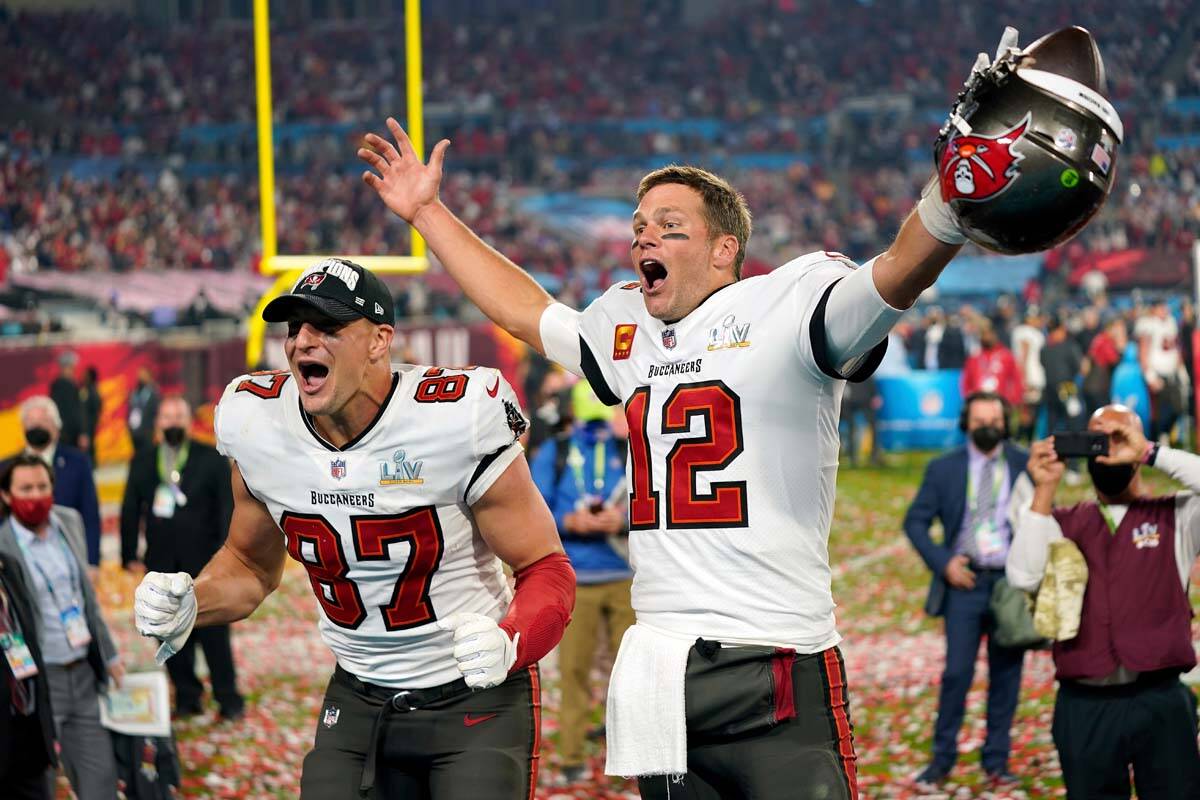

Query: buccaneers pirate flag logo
left=939, top=113, right=1030, bottom=203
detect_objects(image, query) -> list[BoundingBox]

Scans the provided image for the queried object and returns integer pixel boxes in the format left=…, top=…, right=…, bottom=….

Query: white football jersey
left=215, top=363, right=528, bottom=688
left=577, top=252, right=886, bottom=652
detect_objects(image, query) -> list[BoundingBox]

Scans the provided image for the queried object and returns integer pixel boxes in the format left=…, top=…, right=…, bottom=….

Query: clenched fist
left=134, top=572, right=197, bottom=665
left=436, top=612, right=518, bottom=690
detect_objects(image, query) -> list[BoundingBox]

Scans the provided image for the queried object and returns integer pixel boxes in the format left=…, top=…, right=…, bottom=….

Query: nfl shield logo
left=323, top=706, right=340, bottom=728
left=661, top=328, right=677, bottom=349
left=330, top=459, right=347, bottom=480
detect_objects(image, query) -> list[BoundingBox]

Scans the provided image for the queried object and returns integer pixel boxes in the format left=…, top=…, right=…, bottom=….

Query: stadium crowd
left=0, top=0, right=1198, bottom=319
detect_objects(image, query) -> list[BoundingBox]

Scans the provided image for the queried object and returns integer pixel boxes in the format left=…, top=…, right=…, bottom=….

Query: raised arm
left=359, top=119, right=558, bottom=351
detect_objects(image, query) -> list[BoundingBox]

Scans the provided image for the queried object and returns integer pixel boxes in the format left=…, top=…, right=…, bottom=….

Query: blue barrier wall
left=876, top=370, right=965, bottom=451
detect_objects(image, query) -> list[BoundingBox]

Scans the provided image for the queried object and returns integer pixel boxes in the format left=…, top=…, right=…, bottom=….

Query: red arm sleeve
left=498, top=552, right=576, bottom=671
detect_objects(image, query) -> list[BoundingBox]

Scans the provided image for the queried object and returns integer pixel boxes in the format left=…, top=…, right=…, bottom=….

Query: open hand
left=358, top=117, right=451, bottom=226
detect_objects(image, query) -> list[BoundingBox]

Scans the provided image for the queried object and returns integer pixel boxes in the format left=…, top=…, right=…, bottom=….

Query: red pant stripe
left=822, top=648, right=859, bottom=799
left=526, top=665, right=542, bottom=800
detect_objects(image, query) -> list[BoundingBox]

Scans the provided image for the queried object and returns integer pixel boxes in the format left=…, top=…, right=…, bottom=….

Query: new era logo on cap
left=262, top=258, right=396, bottom=326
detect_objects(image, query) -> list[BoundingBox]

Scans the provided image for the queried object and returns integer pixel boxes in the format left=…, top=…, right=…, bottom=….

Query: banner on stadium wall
left=0, top=340, right=244, bottom=465
left=876, top=370, right=965, bottom=451
left=0, top=325, right=532, bottom=466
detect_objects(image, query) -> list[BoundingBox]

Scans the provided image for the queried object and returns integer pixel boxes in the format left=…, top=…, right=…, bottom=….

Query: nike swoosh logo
left=486, top=377, right=500, bottom=397
left=464, top=713, right=498, bottom=727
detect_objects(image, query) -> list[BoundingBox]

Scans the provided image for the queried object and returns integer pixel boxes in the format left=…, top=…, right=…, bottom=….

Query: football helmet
left=934, top=27, right=1123, bottom=254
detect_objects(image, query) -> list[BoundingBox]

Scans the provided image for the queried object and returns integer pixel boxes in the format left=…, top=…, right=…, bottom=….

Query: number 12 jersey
left=574, top=253, right=886, bottom=652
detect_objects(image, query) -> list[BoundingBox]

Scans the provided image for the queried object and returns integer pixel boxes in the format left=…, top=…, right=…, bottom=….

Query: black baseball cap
left=262, top=258, right=395, bottom=326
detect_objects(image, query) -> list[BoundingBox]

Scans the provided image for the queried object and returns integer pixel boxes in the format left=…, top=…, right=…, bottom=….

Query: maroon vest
left=1051, top=497, right=1196, bottom=681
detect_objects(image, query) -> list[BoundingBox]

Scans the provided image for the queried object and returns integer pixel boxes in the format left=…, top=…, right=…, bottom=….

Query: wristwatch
left=1141, top=441, right=1159, bottom=466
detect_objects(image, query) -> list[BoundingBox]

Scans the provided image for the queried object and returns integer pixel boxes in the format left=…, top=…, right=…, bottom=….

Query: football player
left=361, top=138, right=911, bottom=799
left=133, top=259, right=575, bottom=799
left=361, top=25, right=1117, bottom=799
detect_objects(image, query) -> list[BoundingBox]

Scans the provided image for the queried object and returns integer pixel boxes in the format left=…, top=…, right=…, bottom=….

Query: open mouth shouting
left=639, top=258, right=669, bottom=294
left=297, top=359, right=331, bottom=395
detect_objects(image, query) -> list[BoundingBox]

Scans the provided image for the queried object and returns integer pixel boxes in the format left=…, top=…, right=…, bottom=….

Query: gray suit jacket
left=0, top=506, right=118, bottom=686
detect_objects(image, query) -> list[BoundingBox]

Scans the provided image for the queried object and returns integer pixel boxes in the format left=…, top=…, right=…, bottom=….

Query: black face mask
left=162, top=427, right=187, bottom=448
left=24, top=427, right=52, bottom=448
left=970, top=425, right=1005, bottom=453
left=1088, top=459, right=1136, bottom=497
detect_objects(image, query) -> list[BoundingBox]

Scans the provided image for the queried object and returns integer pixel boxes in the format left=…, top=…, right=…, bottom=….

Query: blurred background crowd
left=0, top=0, right=1197, bottom=336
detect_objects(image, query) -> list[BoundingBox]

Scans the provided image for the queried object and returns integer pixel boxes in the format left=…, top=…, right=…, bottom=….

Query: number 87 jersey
left=215, top=363, right=528, bottom=689
left=572, top=253, right=887, bottom=653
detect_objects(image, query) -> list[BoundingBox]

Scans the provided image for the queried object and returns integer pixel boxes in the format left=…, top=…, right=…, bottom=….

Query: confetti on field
left=81, top=454, right=1199, bottom=798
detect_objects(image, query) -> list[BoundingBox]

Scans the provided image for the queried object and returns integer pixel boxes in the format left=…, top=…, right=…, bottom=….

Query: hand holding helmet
left=927, top=26, right=1123, bottom=254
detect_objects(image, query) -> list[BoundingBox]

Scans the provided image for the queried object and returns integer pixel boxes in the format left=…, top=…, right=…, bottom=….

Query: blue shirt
left=530, top=423, right=631, bottom=584
left=12, top=516, right=89, bottom=665
left=953, top=442, right=1013, bottom=569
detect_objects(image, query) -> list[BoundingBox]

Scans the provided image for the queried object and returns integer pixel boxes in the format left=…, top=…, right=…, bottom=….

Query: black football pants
left=300, top=665, right=540, bottom=799
left=638, top=645, right=858, bottom=800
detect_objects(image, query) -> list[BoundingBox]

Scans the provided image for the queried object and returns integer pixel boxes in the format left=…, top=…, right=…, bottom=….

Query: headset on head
left=958, top=390, right=1011, bottom=438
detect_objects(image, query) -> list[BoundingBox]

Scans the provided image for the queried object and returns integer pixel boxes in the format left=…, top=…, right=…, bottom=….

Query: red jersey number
left=626, top=380, right=748, bottom=530
left=280, top=508, right=445, bottom=630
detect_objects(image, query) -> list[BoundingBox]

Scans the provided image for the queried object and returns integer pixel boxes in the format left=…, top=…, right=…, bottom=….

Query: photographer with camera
left=1008, top=404, right=1200, bottom=798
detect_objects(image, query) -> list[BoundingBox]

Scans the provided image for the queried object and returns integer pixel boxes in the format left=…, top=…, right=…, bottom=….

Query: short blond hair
left=637, top=165, right=752, bottom=279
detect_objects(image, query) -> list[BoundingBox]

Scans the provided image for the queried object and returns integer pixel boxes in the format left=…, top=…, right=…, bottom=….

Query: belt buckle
left=391, top=690, right=417, bottom=712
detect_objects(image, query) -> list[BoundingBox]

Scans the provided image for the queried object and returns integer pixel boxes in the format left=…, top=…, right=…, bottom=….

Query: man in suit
left=904, top=391, right=1032, bottom=787
left=121, top=395, right=243, bottom=720
left=48, top=350, right=84, bottom=453
left=910, top=306, right=968, bottom=370
left=0, top=454, right=122, bottom=800
left=16, top=396, right=103, bottom=568
left=0, top=552, right=57, bottom=799
left=126, top=368, right=160, bottom=455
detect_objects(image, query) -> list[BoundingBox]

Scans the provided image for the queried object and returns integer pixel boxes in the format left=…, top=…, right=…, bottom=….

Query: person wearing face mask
left=6, top=396, right=103, bottom=570
left=904, top=391, right=1032, bottom=788
left=0, top=454, right=122, bottom=800
left=1007, top=405, right=1200, bottom=798
left=119, top=395, right=243, bottom=720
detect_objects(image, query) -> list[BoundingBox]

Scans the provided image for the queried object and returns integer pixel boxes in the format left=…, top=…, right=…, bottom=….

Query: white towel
left=604, top=622, right=693, bottom=778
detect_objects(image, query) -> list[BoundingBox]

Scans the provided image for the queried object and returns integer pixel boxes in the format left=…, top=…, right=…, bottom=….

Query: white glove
left=134, top=572, right=197, bottom=665
left=436, top=612, right=518, bottom=690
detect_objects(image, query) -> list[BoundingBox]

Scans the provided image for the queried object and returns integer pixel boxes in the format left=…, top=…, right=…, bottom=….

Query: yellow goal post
left=246, top=0, right=428, bottom=367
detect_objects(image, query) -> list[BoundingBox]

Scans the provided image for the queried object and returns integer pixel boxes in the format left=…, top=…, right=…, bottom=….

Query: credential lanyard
left=16, top=528, right=82, bottom=613
left=569, top=441, right=607, bottom=496
left=1098, top=504, right=1119, bottom=536
left=966, top=455, right=1005, bottom=514
left=157, top=441, right=190, bottom=486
